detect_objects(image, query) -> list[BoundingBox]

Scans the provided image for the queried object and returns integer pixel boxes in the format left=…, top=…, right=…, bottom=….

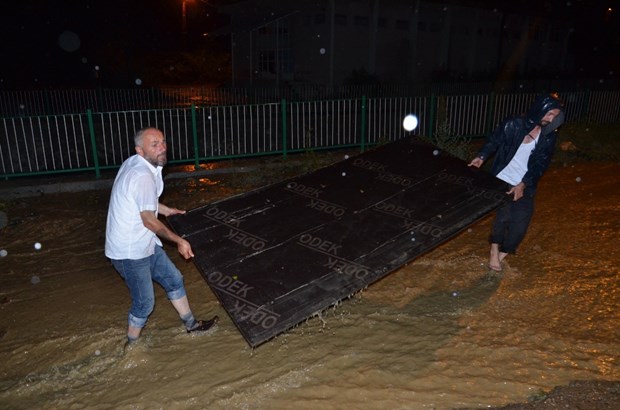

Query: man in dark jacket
left=468, top=93, right=565, bottom=271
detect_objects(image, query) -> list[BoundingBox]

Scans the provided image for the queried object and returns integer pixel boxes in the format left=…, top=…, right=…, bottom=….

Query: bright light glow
left=403, top=114, right=419, bottom=131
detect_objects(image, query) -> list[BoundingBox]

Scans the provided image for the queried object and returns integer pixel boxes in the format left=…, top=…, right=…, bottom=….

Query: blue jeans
left=490, top=188, right=535, bottom=254
left=111, top=246, right=187, bottom=329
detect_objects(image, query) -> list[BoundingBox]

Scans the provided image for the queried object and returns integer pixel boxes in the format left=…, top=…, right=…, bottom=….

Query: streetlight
left=181, top=0, right=193, bottom=35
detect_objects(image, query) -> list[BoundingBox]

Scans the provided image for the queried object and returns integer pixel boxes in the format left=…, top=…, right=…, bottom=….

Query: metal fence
left=1, top=90, right=619, bottom=179
left=4, top=78, right=618, bottom=118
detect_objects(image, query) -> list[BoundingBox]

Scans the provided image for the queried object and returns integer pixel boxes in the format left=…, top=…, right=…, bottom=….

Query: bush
left=554, top=122, right=620, bottom=163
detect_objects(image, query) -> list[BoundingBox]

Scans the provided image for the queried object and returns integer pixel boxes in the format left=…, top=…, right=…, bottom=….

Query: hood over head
left=525, top=92, right=565, bottom=135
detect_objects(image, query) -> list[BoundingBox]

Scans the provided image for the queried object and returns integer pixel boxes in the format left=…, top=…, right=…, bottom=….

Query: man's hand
left=158, top=203, right=186, bottom=217
left=468, top=157, right=483, bottom=168
left=140, top=210, right=194, bottom=259
left=177, top=238, right=195, bottom=259
left=507, top=182, right=525, bottom=201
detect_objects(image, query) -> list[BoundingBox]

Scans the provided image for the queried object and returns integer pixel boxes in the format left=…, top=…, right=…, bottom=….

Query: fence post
left=96, top=88, right=104, bottom=112
left=86, top=109, right=101, bottom=178
left=281, top=98, right=288, bottom=159
left=485, top=92, right=496, bottom=137
left=581, top=89, right=591, bottom=122
left=429, top=94, right=436, bottom=140
left=44, top=89, right=52, bottom=116
left=360, top=95, right=367, bottom=152
left=191, top=104, right=200, bottom=170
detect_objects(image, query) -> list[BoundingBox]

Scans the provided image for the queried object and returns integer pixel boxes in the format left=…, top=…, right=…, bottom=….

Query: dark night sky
left=0, top=0, right=618, bottom=89
left=0, top=0, right=221, bottom=88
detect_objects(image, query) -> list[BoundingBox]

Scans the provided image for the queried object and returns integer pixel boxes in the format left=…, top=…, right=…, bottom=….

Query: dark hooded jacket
left=476, top=93, right=565, bottom=193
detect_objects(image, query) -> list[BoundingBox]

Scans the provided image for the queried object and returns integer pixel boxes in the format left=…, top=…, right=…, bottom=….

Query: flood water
left=1, top=160, right=618, bottom=409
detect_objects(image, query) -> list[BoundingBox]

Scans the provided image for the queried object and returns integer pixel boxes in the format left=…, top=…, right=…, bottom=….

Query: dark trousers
left=490, top=191, right=535, bottom=254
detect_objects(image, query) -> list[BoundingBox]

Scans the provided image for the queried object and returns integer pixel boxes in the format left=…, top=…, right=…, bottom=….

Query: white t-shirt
left=105, top=155, right=164, bottom=260
left=496, top=139, right=537, bottom=186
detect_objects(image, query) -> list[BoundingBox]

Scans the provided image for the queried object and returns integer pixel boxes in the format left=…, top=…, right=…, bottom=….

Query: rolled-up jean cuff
left=167, top=287, right=186, bottom=301
left=128, top=313, right=148, bottom=329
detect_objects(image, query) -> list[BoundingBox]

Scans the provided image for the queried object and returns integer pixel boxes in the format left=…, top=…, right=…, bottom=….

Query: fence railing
left=3, top=79, right=618, bottom=118
left=1, top=90, right=619, bottom=179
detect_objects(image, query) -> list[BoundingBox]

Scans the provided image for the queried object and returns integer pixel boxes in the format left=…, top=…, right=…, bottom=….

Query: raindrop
left=94, top=65, right=100, bottom=71
left=341, top=172, right=346, bottom=177
left=433, top=150, right=439, bottom=156
left=58, top=30, right=81, bottom=52
left=31, top=275, right=40, bottom=285
left=320, top=48, right=326, bottom=55
left=81, top=57, right=88, bottom=63
left=575, top=177, right=582, bottom=182
left=135, top=78, right=142, bottom=86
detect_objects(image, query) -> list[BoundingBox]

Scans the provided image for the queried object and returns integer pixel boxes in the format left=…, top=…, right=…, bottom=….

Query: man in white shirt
left=105, top=127, right=217, bottom=346
left=468, top=93, right=564, bottom=272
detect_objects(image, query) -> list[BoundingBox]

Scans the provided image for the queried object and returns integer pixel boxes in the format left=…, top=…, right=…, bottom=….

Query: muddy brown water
left=0, top=161, right=618, bottom=409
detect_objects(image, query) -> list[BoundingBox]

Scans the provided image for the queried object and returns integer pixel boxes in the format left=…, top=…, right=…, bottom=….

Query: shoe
left=187, top=316, right=219, bottom=333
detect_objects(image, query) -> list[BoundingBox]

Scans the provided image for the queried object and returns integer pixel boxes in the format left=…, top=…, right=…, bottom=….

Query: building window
left=258, top=26, right=271, bottom=36
left=395, top=19, right=409, bottom=30
left=278, top=24, right=289, bottom=40
left=354, top=16, right=369, bottom=27
left=335, top=14, right=347, bottom=25
left=258, top=50, right=275, bottom=74
left=258, top=49, right=293, bottom=74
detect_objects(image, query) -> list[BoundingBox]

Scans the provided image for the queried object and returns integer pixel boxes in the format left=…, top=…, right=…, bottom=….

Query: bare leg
left=171, top=295, right=219, bottom=333
left=127, top=325, right=142, bottom=340
left=170, top=295, right=192, bottom=317
left=489, top=243, right=502, bottom=271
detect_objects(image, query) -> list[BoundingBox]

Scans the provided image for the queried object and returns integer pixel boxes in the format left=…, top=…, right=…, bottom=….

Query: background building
left=217, top=0, right=576, bottom=87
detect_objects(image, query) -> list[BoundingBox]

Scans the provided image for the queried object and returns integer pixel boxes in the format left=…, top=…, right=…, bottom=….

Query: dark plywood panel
left=168, top=137, right=507, bottom=347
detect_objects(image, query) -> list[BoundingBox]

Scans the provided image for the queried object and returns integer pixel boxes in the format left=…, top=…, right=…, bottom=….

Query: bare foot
left=489, top=243, right=502, bottom=272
